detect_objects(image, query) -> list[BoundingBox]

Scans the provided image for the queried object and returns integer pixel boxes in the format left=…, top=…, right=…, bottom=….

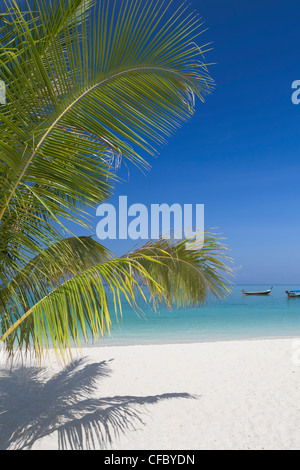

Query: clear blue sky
left=68, top=0, right=300, bottom=285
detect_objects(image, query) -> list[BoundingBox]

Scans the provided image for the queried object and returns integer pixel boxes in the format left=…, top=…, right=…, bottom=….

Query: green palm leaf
left=1, top=234, right=231, bottom=363
left=0, top=0, right=213, bottom=225
left=0, top=1, right=231, bottom=364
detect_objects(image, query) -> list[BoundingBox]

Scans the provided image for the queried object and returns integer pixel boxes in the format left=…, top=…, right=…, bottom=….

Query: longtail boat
left=286, top=290, right=300, bottom=298
left=242, top=287, right=273, bottom=296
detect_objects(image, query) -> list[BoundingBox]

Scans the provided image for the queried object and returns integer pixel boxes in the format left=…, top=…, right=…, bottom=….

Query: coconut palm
left=0, top=0, right=231, bottom=363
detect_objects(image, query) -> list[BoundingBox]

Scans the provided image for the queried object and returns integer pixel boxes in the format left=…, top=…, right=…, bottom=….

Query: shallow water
left=89, top=286, right=300, bottom=347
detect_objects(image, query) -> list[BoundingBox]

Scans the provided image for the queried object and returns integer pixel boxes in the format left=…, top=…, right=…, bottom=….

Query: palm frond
left=0, top=0, right=213, bottom=229
left=0, top=1, right=231, bottom=365
left=0, top=234, right=231, bottom=363
left=126, top=233, right=232, bottom=308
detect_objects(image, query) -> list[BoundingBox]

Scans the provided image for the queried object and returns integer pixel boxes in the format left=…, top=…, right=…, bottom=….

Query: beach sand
left=1, top=338, right=300, bottom=450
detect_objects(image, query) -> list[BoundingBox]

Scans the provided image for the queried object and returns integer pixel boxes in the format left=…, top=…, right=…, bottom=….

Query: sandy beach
left=1, top=338, right=300, bottom=450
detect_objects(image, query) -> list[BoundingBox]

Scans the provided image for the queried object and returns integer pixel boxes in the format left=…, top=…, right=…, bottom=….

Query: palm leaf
left=0, top=234, right=231, bottom=363
left=0, top=2, right=232, bottom=365
left=0, top=0, right=213, bottom=226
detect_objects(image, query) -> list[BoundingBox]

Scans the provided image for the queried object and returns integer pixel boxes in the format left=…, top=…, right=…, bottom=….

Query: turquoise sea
left=95, top=286, right=300, bottom=347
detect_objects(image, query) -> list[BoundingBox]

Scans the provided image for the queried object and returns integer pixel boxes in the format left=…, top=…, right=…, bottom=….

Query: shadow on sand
left=0, top=358, right=195, bottom=450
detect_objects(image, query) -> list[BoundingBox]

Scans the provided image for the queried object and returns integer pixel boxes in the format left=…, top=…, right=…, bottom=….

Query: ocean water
left=91, top=286, right=300, bottom=347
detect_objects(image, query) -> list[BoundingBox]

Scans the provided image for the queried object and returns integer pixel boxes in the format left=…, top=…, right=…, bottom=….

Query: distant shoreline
left=71, top=333, right=300, bottom=349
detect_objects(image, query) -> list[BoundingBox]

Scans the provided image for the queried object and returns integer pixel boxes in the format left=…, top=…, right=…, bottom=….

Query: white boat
left=242, top=287, right=273, bottom=296
left=286, top=290, right=300, bottom=298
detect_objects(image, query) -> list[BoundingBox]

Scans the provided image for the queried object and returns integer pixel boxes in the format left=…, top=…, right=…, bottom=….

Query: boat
left=286, top=290, right=300, bottom=298
left=242, top=287, right=273, bottom=296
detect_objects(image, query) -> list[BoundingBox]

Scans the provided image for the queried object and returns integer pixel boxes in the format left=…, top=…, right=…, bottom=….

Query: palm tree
left=0, top=0, right=231, bottom=363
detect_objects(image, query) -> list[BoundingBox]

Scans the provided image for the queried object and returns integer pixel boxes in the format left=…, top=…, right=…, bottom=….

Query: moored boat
left=286, top=290, right=300, bottom=298
left=242, top=287, right=273, bottom=296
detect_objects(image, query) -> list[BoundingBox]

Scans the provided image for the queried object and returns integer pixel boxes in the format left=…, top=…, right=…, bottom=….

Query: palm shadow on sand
left=0, top=358, right=195, bottom=450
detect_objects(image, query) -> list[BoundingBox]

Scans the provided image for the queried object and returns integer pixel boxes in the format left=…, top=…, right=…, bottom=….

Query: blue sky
left=69, top=0, right=300, bottom=284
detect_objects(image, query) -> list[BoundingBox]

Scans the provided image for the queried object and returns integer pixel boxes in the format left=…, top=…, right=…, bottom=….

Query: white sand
left=1, top=338, right=300, bottom=450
